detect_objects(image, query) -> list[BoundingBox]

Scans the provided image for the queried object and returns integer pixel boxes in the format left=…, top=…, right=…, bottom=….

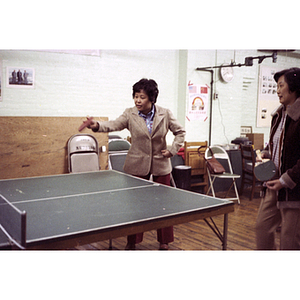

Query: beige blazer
left=96, top=105, right=186, bottom=176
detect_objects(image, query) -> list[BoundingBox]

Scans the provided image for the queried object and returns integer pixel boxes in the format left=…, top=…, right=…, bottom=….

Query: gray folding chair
left=68, top=134, right=100, bottom=173
left=68, top=134, right=117, bottom=248
left=107, top=139, right=131, bottom=249
left=205, top=145, right=240, bottom=204
left=108, top=139, right=131, bottom=172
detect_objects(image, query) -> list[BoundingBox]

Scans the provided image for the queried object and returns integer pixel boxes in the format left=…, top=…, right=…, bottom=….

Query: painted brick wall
left=0, top=50, right=178, bottom=142
left=185, top=49, right=300, bottom=146
left=1, top=49, right=299, bottom=146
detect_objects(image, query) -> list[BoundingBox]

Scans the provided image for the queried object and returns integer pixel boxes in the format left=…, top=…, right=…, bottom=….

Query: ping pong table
left=0, top=170, right=234, bottom=250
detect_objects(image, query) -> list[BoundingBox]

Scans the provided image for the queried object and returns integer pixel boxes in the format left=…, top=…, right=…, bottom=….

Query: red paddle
left=78, top=117, right=94, bottom=132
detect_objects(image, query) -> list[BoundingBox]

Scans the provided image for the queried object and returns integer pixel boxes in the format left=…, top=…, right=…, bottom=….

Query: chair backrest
left=205, top=145, right=229, bottom=158
left=108, top=139, right=131, bottom=172
left=108, top=139, right=131, bottom=152
left=240, top=144, right=256, bottom=172
left=108, top=134, right=122, bottom=140
left=67, top=134, right=100, bottom=173
left=184, top=141, right=207, bottom=176
left=205, top=145, right=234, bottom=174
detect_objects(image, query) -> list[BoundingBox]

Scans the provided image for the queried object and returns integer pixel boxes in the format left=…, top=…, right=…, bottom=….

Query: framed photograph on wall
left=6, top=67, right=35, bottom=88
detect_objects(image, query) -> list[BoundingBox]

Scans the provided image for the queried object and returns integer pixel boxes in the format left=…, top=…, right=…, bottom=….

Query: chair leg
left=224, top=179, right=240, bottom=204
left=170, top=173, right=176, bottom=188
left=109, top=239, right=112, bottom=250
left=233, top=180, right=240, bottom=204
left=224, top=181, right=235, bottom=198
left=211, top=179, right=216, bottom=197
left=206, top=172, right=212, bottom=195
left=240, top=174, right=245, bottom=195
left=206, top=172, right=216, bottom=197
left=250, top=175, right=256, bottom=201
left=207, top=171, right=239, bottom=204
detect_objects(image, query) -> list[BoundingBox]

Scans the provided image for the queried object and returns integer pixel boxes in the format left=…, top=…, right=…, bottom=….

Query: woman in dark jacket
left=256, top=67, right=300, bottom=250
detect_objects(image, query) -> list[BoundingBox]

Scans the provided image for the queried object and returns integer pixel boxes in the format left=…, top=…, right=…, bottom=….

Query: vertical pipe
left=197, top=69, right=213, bottom=146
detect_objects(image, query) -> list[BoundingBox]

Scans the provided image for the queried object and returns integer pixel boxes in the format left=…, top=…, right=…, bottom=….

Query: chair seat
left=214, top=153, right=228, bottom=159
left=212, top=173, right=240, bottom=179
left=70, top=153, right=99, bottom=173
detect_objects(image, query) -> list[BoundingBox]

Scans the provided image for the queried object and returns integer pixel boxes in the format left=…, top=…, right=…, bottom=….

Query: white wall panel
left=1, top=49, right=300, bottom=146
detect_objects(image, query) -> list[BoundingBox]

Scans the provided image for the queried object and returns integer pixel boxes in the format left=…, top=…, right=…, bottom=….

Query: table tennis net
left=0, top=195, right=26, bottom=249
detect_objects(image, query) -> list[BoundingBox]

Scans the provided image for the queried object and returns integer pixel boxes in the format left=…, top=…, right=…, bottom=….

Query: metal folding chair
left=205, top=145, right=240, bottom=204
left=68, top=134, right=100, bottom=173
left=108, top=139, right=131, bottom=172
left=107, top=138, right=131, bottom=249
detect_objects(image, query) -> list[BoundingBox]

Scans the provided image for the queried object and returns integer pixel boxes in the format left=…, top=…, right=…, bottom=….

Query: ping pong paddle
left=254, top=160, right=276, bottom=182
left=78, top=117, right=94, bottom=132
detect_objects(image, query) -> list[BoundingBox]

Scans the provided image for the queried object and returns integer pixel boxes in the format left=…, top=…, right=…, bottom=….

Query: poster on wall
left=187, top=84, right=208, bottom=121
left=6, top=67, right=35, bottom=89
left=257, top=65, right=280, bottom=127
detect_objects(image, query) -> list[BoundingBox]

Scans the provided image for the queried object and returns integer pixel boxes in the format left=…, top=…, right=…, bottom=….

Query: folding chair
left=184, top=141, right=208, bottom=193
left=240, top=144, right=263, bottom=200
left=108, top=139, right=131, bottom=172
left=205, top=145, right=240, bottom=204
left=68, top=134, right=100, bottom=173
left=107, top=138, right=131, bottom=249
left=67, top=134, right=121, bottom=248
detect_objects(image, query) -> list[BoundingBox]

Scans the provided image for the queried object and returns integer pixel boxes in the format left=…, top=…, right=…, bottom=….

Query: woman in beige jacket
left=87, top=78, right=186, bottom=250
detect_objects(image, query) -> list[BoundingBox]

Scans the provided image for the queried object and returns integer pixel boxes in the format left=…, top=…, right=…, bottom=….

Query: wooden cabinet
left=184, top=141, right=208, bottom=193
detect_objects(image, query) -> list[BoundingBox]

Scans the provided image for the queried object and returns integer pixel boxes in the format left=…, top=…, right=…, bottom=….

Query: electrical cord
left=217, top=96, right=229, bottom=144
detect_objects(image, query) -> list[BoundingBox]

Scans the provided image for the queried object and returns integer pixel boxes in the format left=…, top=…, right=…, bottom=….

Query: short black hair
left=132, top=78, right=159, bottom=103
left=274, top=67, right=300, bottom=97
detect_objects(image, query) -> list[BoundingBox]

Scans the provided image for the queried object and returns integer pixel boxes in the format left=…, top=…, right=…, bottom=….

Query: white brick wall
left=185, top=49, right=300, bottom=146
left=1, top=49, right=299, bottom=146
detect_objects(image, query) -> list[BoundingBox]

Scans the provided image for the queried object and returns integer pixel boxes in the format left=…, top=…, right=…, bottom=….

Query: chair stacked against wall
left=184, top=141, right=208, bottom=194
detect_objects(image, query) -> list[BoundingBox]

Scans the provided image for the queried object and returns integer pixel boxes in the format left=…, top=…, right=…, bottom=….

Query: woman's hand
left=266, top=179, right=283, bottom=191
left=161, top=149, right=172, bottom=158
left=86, top=118, right=99, bottom=131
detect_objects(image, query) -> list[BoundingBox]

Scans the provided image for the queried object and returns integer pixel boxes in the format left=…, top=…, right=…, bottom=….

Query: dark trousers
left=127, top=173, right=174, bottom=245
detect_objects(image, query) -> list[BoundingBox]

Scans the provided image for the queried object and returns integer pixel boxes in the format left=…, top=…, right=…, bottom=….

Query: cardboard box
left=246, top=133, right=264, bottom=150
